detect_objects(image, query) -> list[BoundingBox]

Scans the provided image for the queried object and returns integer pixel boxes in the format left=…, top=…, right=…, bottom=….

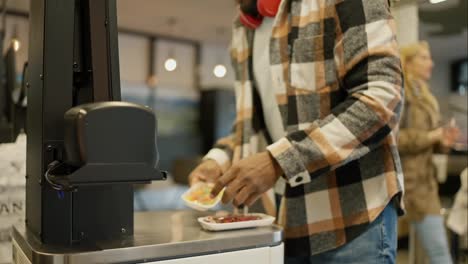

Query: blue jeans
left=285, top=202, right=398, bottom=264
left=412, top=215, right=453, bottom=264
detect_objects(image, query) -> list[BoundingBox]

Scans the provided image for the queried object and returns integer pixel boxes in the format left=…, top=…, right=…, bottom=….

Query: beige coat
left=448, top=168, right=468, bottom=235
left=398, top=80, right=443, bottom=221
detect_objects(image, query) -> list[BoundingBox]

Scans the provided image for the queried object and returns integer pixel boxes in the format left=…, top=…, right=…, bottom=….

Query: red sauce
left=206, top=214, right=262, bottom=223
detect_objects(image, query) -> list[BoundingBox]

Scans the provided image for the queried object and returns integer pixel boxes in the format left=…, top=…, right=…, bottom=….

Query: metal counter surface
left=12, top=210, right=283, bottom=263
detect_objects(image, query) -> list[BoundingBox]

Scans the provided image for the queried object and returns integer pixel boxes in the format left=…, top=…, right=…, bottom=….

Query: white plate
left=181, top=182, right=224, bottom=211
left=198, top=213, right=276, bottom=231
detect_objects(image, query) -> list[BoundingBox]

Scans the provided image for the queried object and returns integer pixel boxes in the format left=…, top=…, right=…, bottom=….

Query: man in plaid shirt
left=190, top=0, right=404, bottom=262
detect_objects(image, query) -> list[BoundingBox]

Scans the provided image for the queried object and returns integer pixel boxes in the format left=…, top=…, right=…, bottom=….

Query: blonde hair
left=400, top=41, right=440, bottom=126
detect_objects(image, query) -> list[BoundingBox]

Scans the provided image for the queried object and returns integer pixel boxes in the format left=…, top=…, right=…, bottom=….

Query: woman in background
left=399, top=41, right=460, bottom=264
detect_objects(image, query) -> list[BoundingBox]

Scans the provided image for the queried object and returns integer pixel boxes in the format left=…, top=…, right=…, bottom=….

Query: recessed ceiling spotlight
left=429, top=0, right=447, bottom=4
left=12, top=39, right=21, bottom=52
left=164, top=58, right=177, bottom=72
left=213, top=64, right=227, bottom=78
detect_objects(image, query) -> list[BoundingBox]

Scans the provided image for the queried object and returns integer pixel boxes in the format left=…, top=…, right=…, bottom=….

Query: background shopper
left=399, top=41, right=460, bottom=264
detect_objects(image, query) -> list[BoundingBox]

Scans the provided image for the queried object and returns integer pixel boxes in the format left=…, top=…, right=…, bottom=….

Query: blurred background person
left=448, top=167, right=467, bottom=234
left=398, top=41, right=460, bottom=264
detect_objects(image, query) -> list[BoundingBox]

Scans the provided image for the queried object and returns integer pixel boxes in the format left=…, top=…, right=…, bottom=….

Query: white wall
left=392, top=1, right=467, bottom=117
left=118, top=37, right=234, bottom=99
left=3, top=15, right=29, bottom=74
left=118, top=34, right=149, bottom=83
left=430, top=57, right=452, bottom=97
left=425, top=29, right=468, bottom=135
left=200, top=43, right=234, bottom=90
left=155, top=40, right=196, bottom=91
left=420, top=27, right=468, bottom=97
left=392, top=2, right=419, bottom=46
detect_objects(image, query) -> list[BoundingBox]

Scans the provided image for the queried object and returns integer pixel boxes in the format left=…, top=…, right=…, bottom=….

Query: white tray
left=181, top=183, right=224, bottom=211
left=198, top=213, right=276, bottom=231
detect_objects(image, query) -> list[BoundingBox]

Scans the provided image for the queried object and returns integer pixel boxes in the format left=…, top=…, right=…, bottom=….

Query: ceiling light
left=213, top=64, right=227, bottom=78
left=429, top=0, right=447, bottom=4
left=10, top=24, right=21, bottom=52
left=164, top=58, right=177, bottom=72
left=12, top=39, right=20, bottom=52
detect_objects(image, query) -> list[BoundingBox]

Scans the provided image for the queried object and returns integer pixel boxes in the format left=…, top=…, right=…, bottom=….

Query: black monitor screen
left=451, top=58, right=468, bottom=95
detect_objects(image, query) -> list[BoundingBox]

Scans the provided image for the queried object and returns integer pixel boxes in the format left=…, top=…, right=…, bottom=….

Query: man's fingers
left=233, top=185, right=254, bottom=207
left=245, top=192, right=262, bottom=207
left=197, top=173, right=207, bottom=181
left=211, top=167, right=237, bottom=197
left=222, top=177, right=246, bottom=204
left=189, top=172, right=206, bottom=185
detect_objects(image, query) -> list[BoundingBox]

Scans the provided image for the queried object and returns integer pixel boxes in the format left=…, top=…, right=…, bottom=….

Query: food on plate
left=204, top=214, right=263, bottom=224
left=185, top=184, right=218, bottom=206
left=198, top=213, right=276, bottom=231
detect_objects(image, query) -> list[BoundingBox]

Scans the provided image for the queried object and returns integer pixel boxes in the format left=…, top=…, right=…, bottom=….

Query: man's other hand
left=211, top=152, right=282, bottom=207
left=188, top=160, right=223, bottom=186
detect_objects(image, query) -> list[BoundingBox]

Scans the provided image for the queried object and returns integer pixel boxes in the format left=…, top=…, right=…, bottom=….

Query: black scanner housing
left=62, top=101, right=164, bottom=185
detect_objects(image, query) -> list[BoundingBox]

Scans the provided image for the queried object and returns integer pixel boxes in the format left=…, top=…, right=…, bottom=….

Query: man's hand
left=210, top=152, right=283, bottom=207
left=188, top=160, right=223, bottom=186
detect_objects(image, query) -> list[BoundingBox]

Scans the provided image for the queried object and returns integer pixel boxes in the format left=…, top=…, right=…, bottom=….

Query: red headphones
left=239, top=0, right=281, bottom=29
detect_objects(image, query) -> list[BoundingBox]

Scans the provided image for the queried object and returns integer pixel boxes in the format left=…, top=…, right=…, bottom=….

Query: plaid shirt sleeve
left=267, top=0, right=403, bottom=187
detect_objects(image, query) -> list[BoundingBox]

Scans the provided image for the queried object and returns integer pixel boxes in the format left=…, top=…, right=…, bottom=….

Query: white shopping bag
left=0, top=134, right=26, bottom=264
